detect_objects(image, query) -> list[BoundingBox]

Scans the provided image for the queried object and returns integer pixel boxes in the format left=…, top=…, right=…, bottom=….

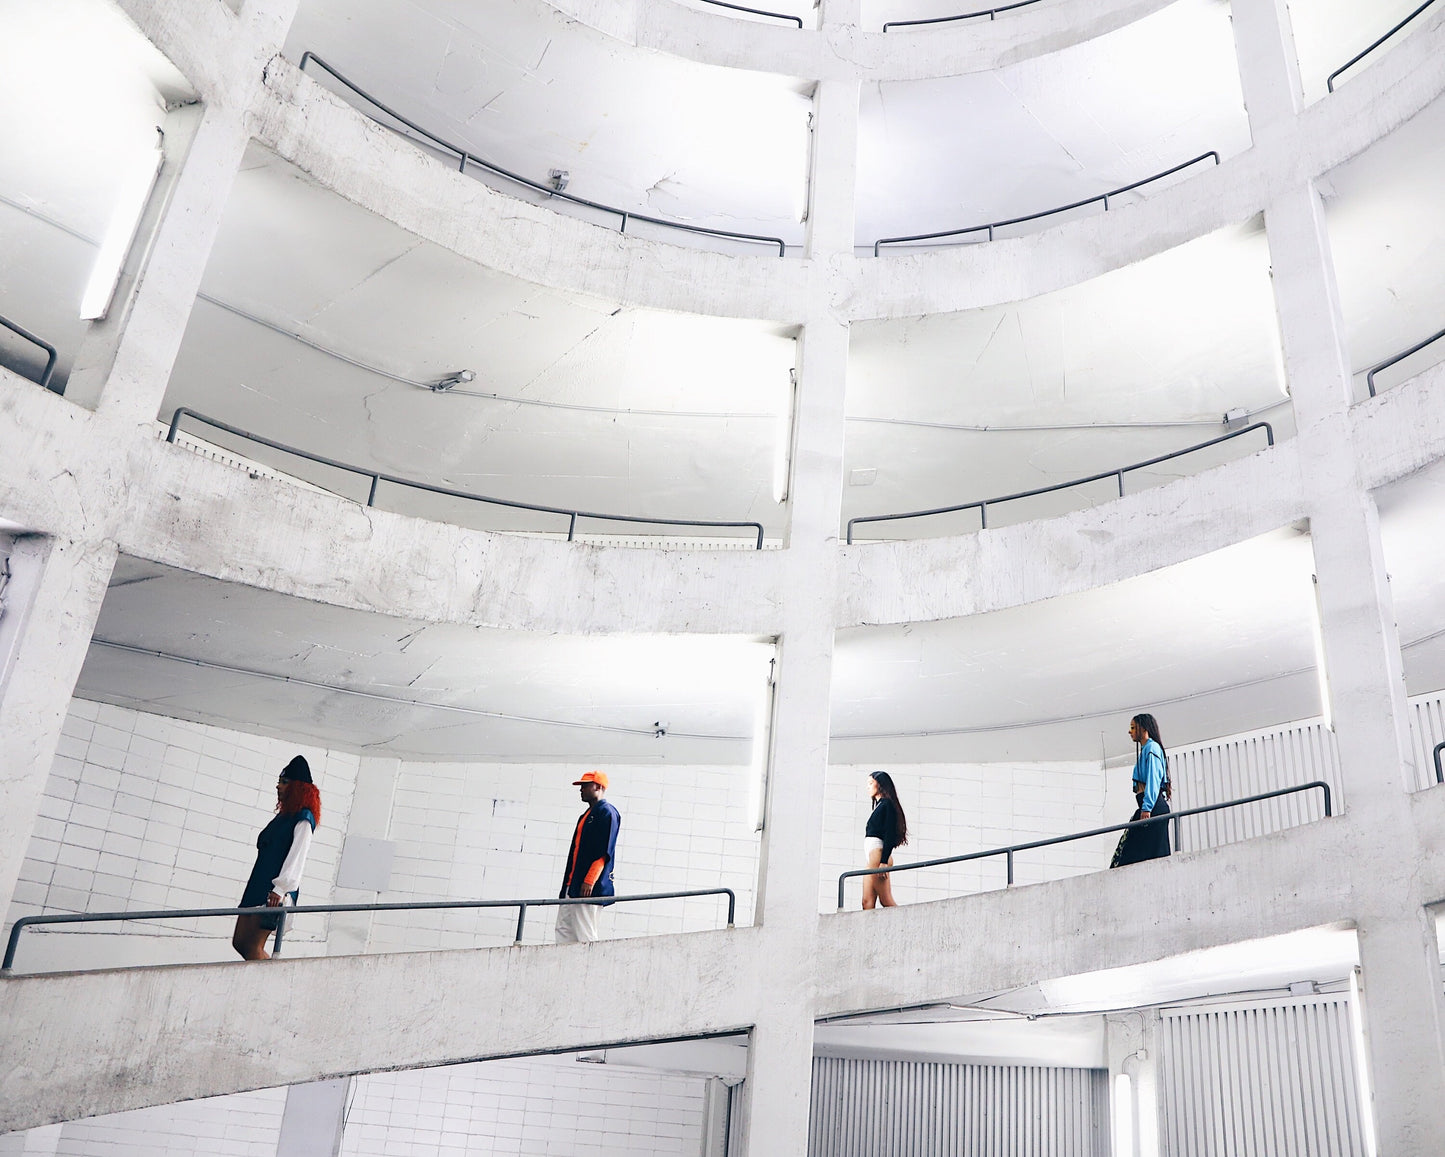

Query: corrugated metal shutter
left=1167, top=721, right=1340, bottom=852
left=1158, top=996, right=1365, bottom=1157
left=806, top=1057, right=1109, bottom=1157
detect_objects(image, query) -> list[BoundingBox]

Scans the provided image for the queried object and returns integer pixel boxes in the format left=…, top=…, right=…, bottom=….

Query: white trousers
left=555, top=901, right=600, bottom=943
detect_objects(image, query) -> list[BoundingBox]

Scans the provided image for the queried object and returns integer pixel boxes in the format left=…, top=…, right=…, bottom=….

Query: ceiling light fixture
left=80, top=130, right=164, bottom=321
left=430, top=370, right=475, bottom=392
left=750, top=648, right=778, bottom=833
left=773, top=369, right=796, bottom=504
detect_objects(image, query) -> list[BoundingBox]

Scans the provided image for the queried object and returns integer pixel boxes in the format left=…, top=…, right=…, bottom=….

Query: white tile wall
left=4, top=700, right=358, bottom=970
left=370, top=762, right=760, bottom=951
left=340, top=1055, right=707, bottom=1157
left=822, top=762, right=1112, bottom=912
left=0, top=1089, right=286, bottom=1157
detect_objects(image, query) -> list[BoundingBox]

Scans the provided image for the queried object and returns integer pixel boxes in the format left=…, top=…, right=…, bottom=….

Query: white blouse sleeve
left=270, top=819, right=314, bottom=898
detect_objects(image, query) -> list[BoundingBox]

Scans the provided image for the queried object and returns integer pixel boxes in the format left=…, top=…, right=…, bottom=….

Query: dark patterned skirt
left=1111, top=797, right=1172, bottom=867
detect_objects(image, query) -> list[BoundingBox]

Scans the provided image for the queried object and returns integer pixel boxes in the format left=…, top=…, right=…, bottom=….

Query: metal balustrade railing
left=0, top=312, right=58, bottom=390
left=166, top=407, right=767, bottom=548
left=2, top=887, right=737, bottom=972
left=883, top=0, right=1045, bottom=31
left=1365, top=325, right=1445, bottom=397
left=696, top=0, right=804, bottom=26
left=846, top=419, right=1273, bottom=543
left=297, top=54, right=790, bottom=257
left=1435, top=741, right=1445, bottom=785
left=872, top=152, right=1220, bottom=254
left=1328, top=0, right=1441, bottom=93
left=836, top=781, right=1332, bottom=908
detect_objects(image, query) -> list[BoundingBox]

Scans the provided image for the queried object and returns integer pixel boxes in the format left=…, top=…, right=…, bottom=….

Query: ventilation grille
left=807, top=1057, right=1109, bottom=1157
left=1168, top=721, right=1340, bottom=852
left=1159, top=996, right=1365, bottom=1157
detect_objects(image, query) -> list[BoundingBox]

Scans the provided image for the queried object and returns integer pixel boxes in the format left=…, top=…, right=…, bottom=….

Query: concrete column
left=1353, top=910, right=1445, bottom=1154
left=1229, top=0, right=1302, bottom=142
left=0, top=535, right=117, bottom=917
left=65, top=0, right=301, bottom=425
left=741, top=20, right=858, bottom=1156
left=275, top=1077, right=350, bottom=1157
left=1263, top=179, right=1445, bottom=1150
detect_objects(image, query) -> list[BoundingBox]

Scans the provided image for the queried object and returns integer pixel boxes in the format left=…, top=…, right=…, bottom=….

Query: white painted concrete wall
left=0, top=1089, right=286, bottom=1157
left=341, top=1055, right=706, bottom=1157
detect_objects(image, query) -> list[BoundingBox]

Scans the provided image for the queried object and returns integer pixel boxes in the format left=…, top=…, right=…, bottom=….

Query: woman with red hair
left=232, top=755, right=322, bottom=961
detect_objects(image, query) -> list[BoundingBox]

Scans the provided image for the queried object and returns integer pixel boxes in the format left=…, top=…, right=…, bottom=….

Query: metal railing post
left=367, top=475, right=379, bottom=506
left=834, top=779, right=1334, bottom=908
left=1434, top=742, right=1445, bottom=785
left=2, top=886, right=738, bottom=972
left=1327, top=0, right=1440, bottom=92
left=166, top=408, right=187, bottom=443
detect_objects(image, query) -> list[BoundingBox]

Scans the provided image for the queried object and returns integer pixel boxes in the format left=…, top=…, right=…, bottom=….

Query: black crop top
left=866, top=798, right=899, bottom=859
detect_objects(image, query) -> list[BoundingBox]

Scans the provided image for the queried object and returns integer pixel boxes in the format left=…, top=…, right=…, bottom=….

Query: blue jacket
left=1133, top=740, right=1168, bottom=812
left=561, top=799, right=620, bottom=901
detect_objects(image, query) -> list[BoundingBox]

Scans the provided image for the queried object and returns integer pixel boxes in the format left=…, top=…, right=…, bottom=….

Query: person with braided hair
left=232, top=755, right=322, bottom=960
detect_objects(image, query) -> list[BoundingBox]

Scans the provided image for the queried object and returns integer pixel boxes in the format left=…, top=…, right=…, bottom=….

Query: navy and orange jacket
left=560, top=799, right=621, bottom=901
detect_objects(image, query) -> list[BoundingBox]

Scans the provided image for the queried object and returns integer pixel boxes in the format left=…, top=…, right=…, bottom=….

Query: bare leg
left=232, top=914, right=272, bottom=960
left=861, top=848, right=884, bottom=910
left=875, top=857, right=897, bottom=907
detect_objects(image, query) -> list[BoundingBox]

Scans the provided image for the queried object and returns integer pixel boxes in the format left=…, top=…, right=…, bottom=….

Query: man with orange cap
left=556, top=771, right=621, bottom=944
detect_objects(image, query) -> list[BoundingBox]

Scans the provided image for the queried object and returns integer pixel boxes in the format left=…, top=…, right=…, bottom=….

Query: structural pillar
left=0, top=535, right=118, bottom=917
left=740, top=29, right=859, bottom=1156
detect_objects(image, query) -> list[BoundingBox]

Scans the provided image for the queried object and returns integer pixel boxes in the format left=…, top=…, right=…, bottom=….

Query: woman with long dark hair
left=862, top=771, right=908, bottom=909
left=232, top=755, right=322, bottom=960
left=1111, top=713, right=1171, bottom=868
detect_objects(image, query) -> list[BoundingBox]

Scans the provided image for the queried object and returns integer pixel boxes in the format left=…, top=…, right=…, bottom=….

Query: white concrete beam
left=546, top=0, right=1175, bottom=80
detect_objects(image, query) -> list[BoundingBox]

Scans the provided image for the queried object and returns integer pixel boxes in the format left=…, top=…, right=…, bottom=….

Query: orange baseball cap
left=573, top=770, right=609, bottom=789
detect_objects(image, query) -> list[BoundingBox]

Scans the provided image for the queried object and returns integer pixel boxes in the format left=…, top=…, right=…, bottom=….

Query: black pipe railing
left=2, top=887, right=737, bottom=972
left=883, top=0, right=1044, bottom=31
left=837, top=780, right=1332, bottom=908
left=872, top=152, right=1220, bottom=254
left=1434, top=740, right=1444, bottom=785
left=166, top=407, right=767, bottom=548
left=0, top=313, right=58, bottom=390
left=1327, top=0, right=1440, bottom=93
left=846, top=420, right=1273, bottom=543
left=297, top=54, right=789, bottom=257
left=696, top=0, right=804, bottom=27
left=1365, top=325, right=1445, bottom=397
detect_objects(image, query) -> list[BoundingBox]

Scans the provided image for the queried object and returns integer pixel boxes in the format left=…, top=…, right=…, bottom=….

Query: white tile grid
left=340, top=1055, right=707, bottom=1156
left=821, top=762, right=1110, bottom=912
left=369, top=763, right=761, bottom=953
left=5, top=700, right=358, bottom=961
left=32, top=1087, right=287, bottom=1157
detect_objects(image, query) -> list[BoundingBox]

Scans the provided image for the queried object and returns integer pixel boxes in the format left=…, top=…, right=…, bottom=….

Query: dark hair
left=1131, top=713, right=1166, bottom=760
left=869, top=771, right=908, bottom=847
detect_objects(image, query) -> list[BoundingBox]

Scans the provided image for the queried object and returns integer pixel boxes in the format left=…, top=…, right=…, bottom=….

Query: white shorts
left=555, top=902, right=601, bottom=944
left=864, top=837, right=884, bottom=853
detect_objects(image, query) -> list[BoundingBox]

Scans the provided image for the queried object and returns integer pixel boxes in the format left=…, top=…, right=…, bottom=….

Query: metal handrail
left=0, top=313, right=58, bottom=389
left=1365, top=325, right=1445, bottom=397
left=883, top=0, right=1043, bottom=31
left=297, top=54, right=789, bottom=257
left=1327, top=0, right=1440, bottom=93
left=695, top=0, right=804, bottom=27
left=846, top=420, right=1273, bottom=543
left=167, top=407, right=766, bottom=548
left=872, top=152, right=1220, bottom=255
left=2, top=887, right=737, bottom=972
left=1434, top=741, right=1444, bottom=785
left=836, top=780, right=1332, bottom=908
